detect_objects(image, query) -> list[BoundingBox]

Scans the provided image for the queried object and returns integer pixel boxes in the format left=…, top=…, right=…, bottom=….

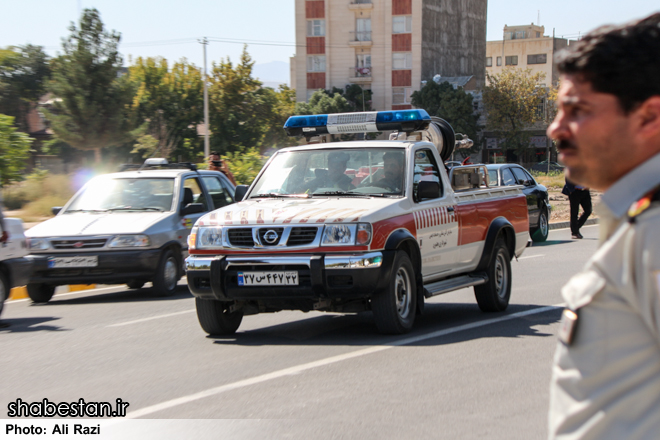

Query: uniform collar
left=600, top=152, right=660, bottom=219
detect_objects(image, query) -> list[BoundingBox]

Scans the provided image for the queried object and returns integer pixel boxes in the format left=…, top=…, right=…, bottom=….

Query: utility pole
left=200, top=37, right=210, bottom=158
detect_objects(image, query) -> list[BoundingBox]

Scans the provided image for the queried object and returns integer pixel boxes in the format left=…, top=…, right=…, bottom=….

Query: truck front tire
left=195, top=297, right=243, bottom=335
left=27, top=283, right=56, bottom=304
left=372, top=251, right=417, bottom=334
left=474, top=238, right=511, bottom=312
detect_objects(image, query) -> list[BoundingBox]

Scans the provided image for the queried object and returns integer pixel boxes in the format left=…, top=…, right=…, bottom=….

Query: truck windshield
left=250, top=148, right=406, bottom=198
left=64, top=178, right=175, bottom=213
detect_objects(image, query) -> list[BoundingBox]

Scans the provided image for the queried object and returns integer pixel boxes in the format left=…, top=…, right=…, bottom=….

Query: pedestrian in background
left=208, top=151, right=237, bottom=186
left=546, top=13, right=660, bottom=440
left=561, top=177, right=592, bottom=239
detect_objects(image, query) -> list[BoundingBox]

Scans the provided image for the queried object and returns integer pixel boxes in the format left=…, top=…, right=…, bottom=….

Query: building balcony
left=349, top=31, right=372, bottom=47
left=348, top=67, right=372, bottom=83
left=349, top=0, right=373, bottom=10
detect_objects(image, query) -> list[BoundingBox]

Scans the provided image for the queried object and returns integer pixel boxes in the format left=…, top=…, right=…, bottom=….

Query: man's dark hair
left=209, top=151, right=220, bottom=157
left=555, top=13, right=660, bottom=113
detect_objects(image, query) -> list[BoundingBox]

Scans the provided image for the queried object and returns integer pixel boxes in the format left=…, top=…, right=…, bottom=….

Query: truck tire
left=0, top=272, right=8, bottom=316
left=152, top=250, right=180, bottom=297
left=474, top=238, right=511, bottom=312
left=27, top=283, right=56, bottom=304
left=195, top=297, right=243, bottom=335
left=531, top=208, right=549, bottom=242
left=372, top=251, right=417, bottom=334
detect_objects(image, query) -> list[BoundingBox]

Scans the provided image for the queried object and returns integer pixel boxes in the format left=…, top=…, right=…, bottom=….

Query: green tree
left=219, top=147, right=266, bottom=185
left=0, top=45, right=51, bottom=133
left=294, top=90, right=352, bottom=115
left=45, top=8, right=134, bottom=163
left=411, top=80, right=480, bottom=157
left=0, top=114, right=32, bottom=185
left=128, top=57, right=203, bottom=160
left=482, top=68, right=547, bottom=156
left=259, top=84, right=298, bottom=149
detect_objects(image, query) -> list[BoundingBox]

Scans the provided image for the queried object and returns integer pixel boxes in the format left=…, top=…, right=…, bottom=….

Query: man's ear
left=635, top=96, right=660, bottom=139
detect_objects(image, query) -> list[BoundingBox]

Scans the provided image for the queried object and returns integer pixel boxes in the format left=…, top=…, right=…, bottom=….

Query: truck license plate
left=238, top=271, right=298, bottom=286
left=48, top=256, right=98, bottom=268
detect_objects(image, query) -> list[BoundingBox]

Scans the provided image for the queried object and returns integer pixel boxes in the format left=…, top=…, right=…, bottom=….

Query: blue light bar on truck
left=283, top=109, right=432, bottom=137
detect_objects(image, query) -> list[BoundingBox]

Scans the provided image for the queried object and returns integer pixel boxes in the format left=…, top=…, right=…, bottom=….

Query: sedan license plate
left=48, top=256, right=98, bottom=268
left=238, top=271, right=298, bottom=286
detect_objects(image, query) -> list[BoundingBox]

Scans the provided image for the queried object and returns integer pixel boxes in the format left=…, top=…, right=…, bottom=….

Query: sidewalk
left=548, top=217, right=598, bottom=231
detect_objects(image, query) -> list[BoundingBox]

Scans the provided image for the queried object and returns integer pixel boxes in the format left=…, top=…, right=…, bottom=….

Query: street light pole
left=200, top=37, right=210, bottom=159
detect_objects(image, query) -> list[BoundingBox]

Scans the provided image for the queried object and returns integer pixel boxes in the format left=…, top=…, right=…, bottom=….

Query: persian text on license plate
left=48, top=256, right=98, bottom=268
left=238, top=271, right=298, bottom=286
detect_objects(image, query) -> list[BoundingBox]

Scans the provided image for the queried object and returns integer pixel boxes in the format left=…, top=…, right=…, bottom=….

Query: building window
left=393, top=87, right=412, bottom=105
left=527, top=54, right=547, bottom=65
left=505, top=56, right=518, bottom=66
left=496, top=56, right=502, bottom=66
left=536, top=32, right=541, bottom=38
left=357, top=54, right=371, bottom=68
left=486, top=57, right=492, bottom=67
left=392, top=52, right=412, bottom=69
left=392, top=16, right=412, bottom=34
left=356, top=18, right=371, bottom=41
left=515, top=31, right=525, bottom=39
left=307, top=19, right=325, bottom=37
left=307, top=55, right=326, bottom=72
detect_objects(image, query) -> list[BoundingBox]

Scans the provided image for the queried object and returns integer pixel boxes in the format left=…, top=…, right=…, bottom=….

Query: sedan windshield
left=250, top=148, right=406, bottom=198
left=65, top=178, right=175, bottom=213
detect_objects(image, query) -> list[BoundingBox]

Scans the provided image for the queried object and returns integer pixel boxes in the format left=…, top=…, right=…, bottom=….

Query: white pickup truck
left=186, top=110, right=529, bottom=335
left=0, top=217, right=31, bottom=317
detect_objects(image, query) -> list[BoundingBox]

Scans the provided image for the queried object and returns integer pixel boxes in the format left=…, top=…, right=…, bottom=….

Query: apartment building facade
left=291, top=0, right=487, bottom=111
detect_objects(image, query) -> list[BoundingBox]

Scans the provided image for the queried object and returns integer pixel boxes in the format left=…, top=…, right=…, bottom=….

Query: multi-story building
left=483, top=24, right=572, bottom=165
left=290, top=0, right=487, bottom=111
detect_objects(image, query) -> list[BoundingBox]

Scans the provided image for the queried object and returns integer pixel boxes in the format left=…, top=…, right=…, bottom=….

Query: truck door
left=412, top=148, right=459, bottom=279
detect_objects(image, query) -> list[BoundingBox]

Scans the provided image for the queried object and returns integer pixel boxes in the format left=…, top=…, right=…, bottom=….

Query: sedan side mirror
left=52, top=207, right=62, bottom=216
left=234, top=185, right=249, bottom=202
left=180, top=203, right=205, bottom=216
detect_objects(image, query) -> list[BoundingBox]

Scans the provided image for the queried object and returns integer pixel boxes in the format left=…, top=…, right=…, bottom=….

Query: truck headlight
left=28, top=237, right=51, bottom=251
left=322, top=223, right=371, bottom=246
left=196, top=226, right=224, bottom=249
left=108, top=235, right=150, bottom=248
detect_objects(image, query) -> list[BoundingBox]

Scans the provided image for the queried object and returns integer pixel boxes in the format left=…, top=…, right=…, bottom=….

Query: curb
left=8, top=284, right=97, bottom=301
left=549, top=217, right=599, bottom=231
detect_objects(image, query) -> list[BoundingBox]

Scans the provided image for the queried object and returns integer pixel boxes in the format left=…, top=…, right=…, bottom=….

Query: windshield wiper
left=64, top=209, right=109, bottom=213
left=105, top=207, right=163, bottom=212
left=312, top=191, right=395, bottom=198
left=251, top=193, right=311, bottom=199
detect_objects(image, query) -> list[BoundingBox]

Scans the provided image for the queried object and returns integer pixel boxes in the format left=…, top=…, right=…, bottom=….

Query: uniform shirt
left=549, top=152, right=660, bottom=440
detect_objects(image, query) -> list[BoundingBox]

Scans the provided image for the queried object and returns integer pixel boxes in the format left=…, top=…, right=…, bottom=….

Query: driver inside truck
left=306, top=151, right=355, bottom=193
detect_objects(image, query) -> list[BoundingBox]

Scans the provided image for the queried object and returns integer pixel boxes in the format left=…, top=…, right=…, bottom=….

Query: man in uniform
left=376, top=151, right=405, bottom=192
left=306, top=151, right=354, bottom=193
left=546, top=13, right=660, bottom=439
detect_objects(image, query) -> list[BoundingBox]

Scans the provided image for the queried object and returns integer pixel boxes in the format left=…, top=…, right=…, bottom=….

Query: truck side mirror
left=234, top=185, right=249, bottom=202
left=180, top=203, right=205, bottom=216
left=416, top=180, right=440, bottom=201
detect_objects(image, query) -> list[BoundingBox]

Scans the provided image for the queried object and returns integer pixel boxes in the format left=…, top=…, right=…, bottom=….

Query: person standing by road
left=208, top=151, right=237, bottom=186
left=562, top=177, right=592, bottom=239
left=546, top=13, right=660, bottom=439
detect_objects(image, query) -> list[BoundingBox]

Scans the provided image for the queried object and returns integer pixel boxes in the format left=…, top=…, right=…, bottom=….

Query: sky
left=1, top=0, right=659, bottom=83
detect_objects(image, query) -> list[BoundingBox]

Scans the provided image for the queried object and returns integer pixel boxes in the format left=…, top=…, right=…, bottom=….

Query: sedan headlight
left=195, top=226, right=224, bottom=249
left=108, top=235, right=150, bottom=248
left=28, top=237, right=51, bottom=251
left=322, top=223, right=371, bottom=246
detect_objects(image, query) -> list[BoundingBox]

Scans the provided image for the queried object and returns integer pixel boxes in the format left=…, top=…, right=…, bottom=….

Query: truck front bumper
left=186, top=252, right=394, bottom=302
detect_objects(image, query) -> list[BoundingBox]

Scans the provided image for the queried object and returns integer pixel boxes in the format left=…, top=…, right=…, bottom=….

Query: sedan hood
left=26, top=211, right=171, bottom=237
left=197, top=197, right=400, bottom=226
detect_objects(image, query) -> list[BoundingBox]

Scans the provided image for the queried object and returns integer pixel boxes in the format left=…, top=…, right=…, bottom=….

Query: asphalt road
left=0, top=225, right=600, bottom=440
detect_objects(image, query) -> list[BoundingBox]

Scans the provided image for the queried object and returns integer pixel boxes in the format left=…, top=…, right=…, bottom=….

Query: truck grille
left=287, top=227, right=318, bottom=246
left=51, top=239, right=108, bottom=249
left=258, top=228, right=284, bottom=246
left=227, top=228, right=254, bottom=247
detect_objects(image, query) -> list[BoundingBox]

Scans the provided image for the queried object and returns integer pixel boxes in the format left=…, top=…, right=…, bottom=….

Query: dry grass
left=2, top=172, right=76, bottom=221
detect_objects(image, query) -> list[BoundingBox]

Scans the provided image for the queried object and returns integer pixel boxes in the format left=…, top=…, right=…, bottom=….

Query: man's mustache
left=556, top=140, right=576, bottom=151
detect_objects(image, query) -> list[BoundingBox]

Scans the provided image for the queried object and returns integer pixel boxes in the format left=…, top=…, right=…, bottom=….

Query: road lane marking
left=126, top=303, right=564, bottom=419
left=7, top=285, right=128, bottom=304
left=107, top=309, right=196, bottom=328
left=518, top=254, right=545, bottom=260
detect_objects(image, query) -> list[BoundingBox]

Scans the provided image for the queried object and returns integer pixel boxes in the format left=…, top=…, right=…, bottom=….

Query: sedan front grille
left=51, top=239, right=108, bottom=249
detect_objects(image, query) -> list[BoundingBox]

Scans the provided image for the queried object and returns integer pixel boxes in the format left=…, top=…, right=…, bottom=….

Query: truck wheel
left=126, top=280, right=145, bottom=290
left=372, top=251, right=417, bottom=334
left=152, top=250, right=180, bottom=297
left=0, top=272, right=8, bottom=316
left=531, top=208, right=549, bottom=242
left=474, top=238, right=511, bottom=312
left=27, top=283, right=56, bottom=304
left=195, top=298, right=243, bottom=335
